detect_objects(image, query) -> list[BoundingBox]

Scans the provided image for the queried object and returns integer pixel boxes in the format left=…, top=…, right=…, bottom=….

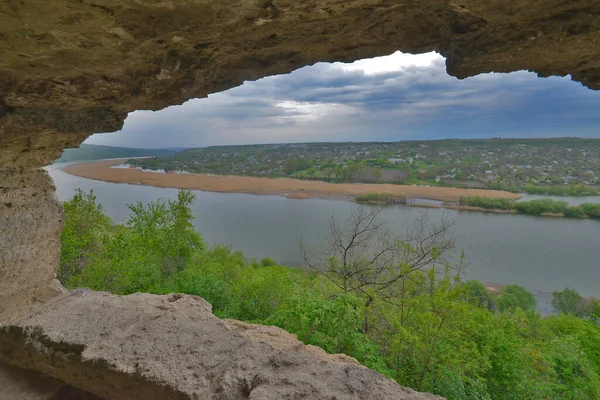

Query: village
left=129, top=138, right=600, bottom=194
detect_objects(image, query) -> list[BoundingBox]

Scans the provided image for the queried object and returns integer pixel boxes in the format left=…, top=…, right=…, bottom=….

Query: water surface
left=47, top=163, right=600, bottom=298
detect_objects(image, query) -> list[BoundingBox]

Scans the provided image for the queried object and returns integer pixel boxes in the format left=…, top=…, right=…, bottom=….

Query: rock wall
left=0, top=169, right=65, bottom=320
left=1, top=0, right=599, bottom=168
left=0, top=0, right=599, bottom=398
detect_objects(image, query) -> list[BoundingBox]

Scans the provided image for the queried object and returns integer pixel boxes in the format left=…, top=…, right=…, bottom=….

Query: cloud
left=335, top=51, right=442, bottom=75
left=85, top=52, right=600, bottom=148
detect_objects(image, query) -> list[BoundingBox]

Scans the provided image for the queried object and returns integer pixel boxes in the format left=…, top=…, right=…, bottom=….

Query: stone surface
left=0, top=363, right=104, bottom=400
left=0, top=364, right=63, bottom=400
left=1, top=0, right=599, bottom=169
left=0, top=290, right=442, bottom=400
left=0, top=168, right=66, bottom=321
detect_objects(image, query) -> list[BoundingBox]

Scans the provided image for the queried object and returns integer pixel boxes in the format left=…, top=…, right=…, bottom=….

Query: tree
left=323, top=167, right=335, bottom=181
left=552, top=288, right=591, bottom=318
left=301, top=205, right=460, bottom=323
left=59, top=189, right=112, bottom=285
left=269, top=293, right=387, bottom=373
left=127, top=190, right=204, bottom=276
left=460, top=280, right=494, bottom=309
left=497, top=284, right=536, bottom=312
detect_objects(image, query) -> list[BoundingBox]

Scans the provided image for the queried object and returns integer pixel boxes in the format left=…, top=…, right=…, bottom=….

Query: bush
left=460, top=280, right=494, bottom=309
left=580, top=203, right=600, bottom=219
left=269, top=293, right=389, bottom=374
left=355, top=193, right=406, bottom=204
left=458, top=196, right=516, bottom=210
left=564, top=207, right=585, bottom=218
left=497, top=284, right=537, bottom=312
left=552, top=288, right=590, bottom=317
left=260, top=257, right=277, bottom=267
left=515, top=199, right=569, bottom=215
left=524, top=184, right=597, bottom=196
left=59, top=189, right=113, bottom=285
left=459, top=196, right=596, bottom=219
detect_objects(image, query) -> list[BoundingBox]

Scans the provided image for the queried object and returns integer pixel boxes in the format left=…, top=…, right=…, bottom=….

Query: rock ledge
left=0, top=290, right=442, bottom=400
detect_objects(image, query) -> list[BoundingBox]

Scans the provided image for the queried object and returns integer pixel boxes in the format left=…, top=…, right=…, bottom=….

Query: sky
left=85, top=51, right=600, bottom=149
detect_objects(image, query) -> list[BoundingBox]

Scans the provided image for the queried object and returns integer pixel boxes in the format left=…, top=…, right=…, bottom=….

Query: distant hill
left=54, top=144, right=179, bottom=163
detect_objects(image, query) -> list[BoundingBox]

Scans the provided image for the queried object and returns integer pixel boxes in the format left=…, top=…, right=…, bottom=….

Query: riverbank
left=444, top=204, right=518, bottom=214
left=62, top=159, right=522, bottom=203
left=454, top=195, right=600, bottom=220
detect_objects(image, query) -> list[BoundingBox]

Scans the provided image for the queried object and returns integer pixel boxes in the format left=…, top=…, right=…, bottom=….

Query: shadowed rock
left=0, top=290, right=442, bottom=400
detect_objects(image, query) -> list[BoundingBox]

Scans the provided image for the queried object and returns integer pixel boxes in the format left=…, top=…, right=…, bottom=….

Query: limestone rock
left=0, top=169, right=66, bottom=321
left=1, top=0, right=599, bottom=169
left=0, top=290, right=443, bottom=400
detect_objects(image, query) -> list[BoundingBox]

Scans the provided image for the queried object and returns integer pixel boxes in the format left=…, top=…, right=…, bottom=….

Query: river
left=47, top=163, right=600, bottom=299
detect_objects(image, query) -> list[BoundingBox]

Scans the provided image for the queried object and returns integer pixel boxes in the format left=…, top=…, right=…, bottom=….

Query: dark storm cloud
left=85, top=52, right=600, bottom=148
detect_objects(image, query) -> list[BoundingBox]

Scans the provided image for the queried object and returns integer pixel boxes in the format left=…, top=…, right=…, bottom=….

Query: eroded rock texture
left=0, top=169, right=66, bottom=320
left=1, top=0, right=599, bottom=169
left=0, top=0, right=599, bottom=398
left=0, top=290, right=442, bottom=400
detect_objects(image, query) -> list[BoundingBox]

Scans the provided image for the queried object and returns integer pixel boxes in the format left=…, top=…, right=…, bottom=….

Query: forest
left=59, top=189, right=600, bottom=400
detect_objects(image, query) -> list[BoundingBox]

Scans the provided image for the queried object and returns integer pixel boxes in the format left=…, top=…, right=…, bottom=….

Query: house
left=388, top=158, right=405, bottom=164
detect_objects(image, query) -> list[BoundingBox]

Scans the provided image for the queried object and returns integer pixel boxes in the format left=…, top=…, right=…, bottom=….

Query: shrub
left=552, top=288, right=590, bottom=317
left=515, top=199, right=569, bottom=215
left=355, top=193, right=406, bottom=204
left=564, top=207, right=585, bottom=218
left=497, top=284, right=537, bottom=312
left=458, top=196, right=516, bottom=210
left=260, top=257, right=277, bottom=267
left=460, top=280, right=494, bottom=309
left=580, top=203, right=600, bottom=219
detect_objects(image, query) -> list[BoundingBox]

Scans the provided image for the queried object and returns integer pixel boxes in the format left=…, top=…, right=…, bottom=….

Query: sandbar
left=63, top=159, right=522, bottom=203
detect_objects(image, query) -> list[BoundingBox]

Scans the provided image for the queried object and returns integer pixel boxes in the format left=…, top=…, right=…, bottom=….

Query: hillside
left=54, top=144, right=179, bottom=163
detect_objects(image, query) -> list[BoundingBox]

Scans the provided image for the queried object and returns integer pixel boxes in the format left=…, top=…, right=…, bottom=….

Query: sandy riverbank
left=62, top=159, right=522, bottom=203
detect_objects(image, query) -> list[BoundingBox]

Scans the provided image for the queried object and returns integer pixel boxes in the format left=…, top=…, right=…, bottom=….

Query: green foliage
left=515, top=199, right=570, bottom=216
left=553, top=288, right=591, bottom=318
left=284, top=158, right=312, bottom=174
left=332, top=162, right=383, bottom=183
left=60, top=190, right=600, bottom=400
left=260, top=257, right=277, bottom=267
left=269, top=293, right=388, bottom=373
left=354, top=192, right=407, bottom=204
left=61, top=190, right=204, bottom=294
left=127, top=190, right=205, bottom=276
left=524, top=184, right=597, bottom=197
left=459, top=196, right=516, bottom=210
left=59, top=189, right=112, bottom=285
left=489, top=181, right=520, bottom=193
left=459, top=196, right=600, bottom=220
left=460, top=280, right=494, bottom=309
left=225, top=264, right=295, bottom=321
left=497, top=284, right=537, bottom=312
left=547, top=338, right=600, bottom=398
left=579, top=203, right=600, bottom=219
left=564, top=207, right=586, bottom=218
